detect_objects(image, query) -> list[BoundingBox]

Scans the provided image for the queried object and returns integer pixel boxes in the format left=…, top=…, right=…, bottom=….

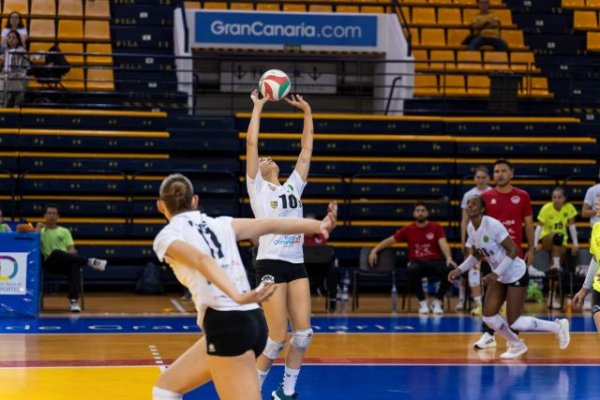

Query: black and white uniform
left=153, top=211, right=267, bottom=357
left=466, top=215, right=529, bottom=287
left=247, top=169, right=308, bottom=284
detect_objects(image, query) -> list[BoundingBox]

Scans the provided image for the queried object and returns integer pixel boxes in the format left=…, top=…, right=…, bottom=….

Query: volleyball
left=258, top=69, right=291, bottom=101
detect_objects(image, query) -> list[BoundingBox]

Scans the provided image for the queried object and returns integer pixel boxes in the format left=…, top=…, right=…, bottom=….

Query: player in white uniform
left=247, top=90, right=331, bottom=400
left=151, top=174, right=337, bottom=400
left=449, top=195, right=570, bottom=359
left=458, top=165, right=492, bottom=314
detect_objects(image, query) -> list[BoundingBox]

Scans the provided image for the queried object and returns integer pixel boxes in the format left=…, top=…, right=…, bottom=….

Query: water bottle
left=422, top=277, right=428, bottom=294
left=391, top=282, right=398, bottom=313
left=335, top=284, right=343, bottom=313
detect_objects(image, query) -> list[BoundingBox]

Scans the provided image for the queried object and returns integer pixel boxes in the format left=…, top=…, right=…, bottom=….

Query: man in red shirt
left=368, top=202, right=457, bottom=314
left=473, top=158, right=535, bottom=350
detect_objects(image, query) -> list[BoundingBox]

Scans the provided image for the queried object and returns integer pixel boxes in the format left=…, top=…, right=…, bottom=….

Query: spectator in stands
left=35, top=204, right=108, bottom=312
left=0, top=12, right=27, bottom=47
left=466, top=0, right=508, bottom=51
left=580, top=168, right=600, bottom=310
left=0, top=30, right=29, bottom=107
left=458, top=165, right=492, bottom=314
left=368, top=202, right=457, bottom=314
left=0, top=208, right=11, bottom=232
left=474, top=158, right=536, bottom=350
left=534, top=187, right=578, bottom=309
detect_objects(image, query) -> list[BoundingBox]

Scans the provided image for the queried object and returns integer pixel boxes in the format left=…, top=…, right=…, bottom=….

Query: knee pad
left=152, top=387, right=182, bottom=400
left=552, top=233, right=565, bottom=246
left=468, top=269, right=480, bottom=288
left=262, top=337, right=285, bottom=360
left=510, top=316, right=533, bottom=332
left=482, top=314, right=505, bottom=331
left=290, top=328, right=313, bottom=350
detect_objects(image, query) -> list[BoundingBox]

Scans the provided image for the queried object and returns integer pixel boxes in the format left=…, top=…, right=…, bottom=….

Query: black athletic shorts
left=592, top=291, right=600, bottom=315
left=504, top=269, right=530, bottom=288
left=202, top=307, right=268, bottom=357
left=255, top=259, right=308, bottom=285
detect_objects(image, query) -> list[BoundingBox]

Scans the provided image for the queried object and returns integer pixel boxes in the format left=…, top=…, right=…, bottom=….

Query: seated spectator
left=465, top=0, right=508, bottom=51
left=0, top=12, right=27, bottom=47
left=29, top=44, right=71, bottom=84
left=36, top=204, right=108, bottom=312
left=1, top=30, right=29, bottom=107
left=534, top=187, right=578, bottom=310
left=0, top=208, right=11, bottom=232
left=368, top=202, right=457, bottom=315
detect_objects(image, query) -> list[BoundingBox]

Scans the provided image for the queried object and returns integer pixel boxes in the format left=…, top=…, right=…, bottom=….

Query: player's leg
left=469, top=264, right=483, bottom=316
left=209, top=350, right=262, bottom=400
left=152, top=337, right=211, bottom=399
left=274, top=274, right=312, bottom=399
left=474, top=262, right=496, bottom=349
left=593, top=291, right=600, bottom=334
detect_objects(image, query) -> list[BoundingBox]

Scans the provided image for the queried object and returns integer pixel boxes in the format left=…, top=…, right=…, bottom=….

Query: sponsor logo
left=270, top=201, right=278, bottom=209
left=0, top=256, right=18, bottom=281
left=483, top=235, right=489, bottom=243
left=208, top=343, right=216, bottom=353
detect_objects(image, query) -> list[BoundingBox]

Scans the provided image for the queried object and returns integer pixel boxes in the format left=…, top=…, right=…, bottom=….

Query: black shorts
left=480, top=261, right=492, bottom=276
left=202, top=307, right=268, bottom=357
left=593, top=291, right=600, bottom=315
left=255, top=259, right=308, bottom=285
left=503, top=270, right=530, bottom=288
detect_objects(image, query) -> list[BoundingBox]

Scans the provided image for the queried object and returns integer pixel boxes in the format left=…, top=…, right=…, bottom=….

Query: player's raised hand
left=285, top=94, right=311, bottom=113
left=250, top=89, right=269, bottom=107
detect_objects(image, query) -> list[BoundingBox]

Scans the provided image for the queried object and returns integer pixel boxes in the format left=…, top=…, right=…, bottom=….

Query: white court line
left=170, top=298, right=187, bottom=313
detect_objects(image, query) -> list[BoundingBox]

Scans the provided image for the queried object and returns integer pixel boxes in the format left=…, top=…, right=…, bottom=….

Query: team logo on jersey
left=285, top=184, right=294, bottom=193
left=426, top=233, right=434, bottom=240
left=270, top=201, right=278, bottom=209
left=268, top=185, right=276, bottom=191
left=491, top=199, right=497, bottom=205
left=511, top=195, right=521, bottom=204
left=483, top=235, right=489, bottom=243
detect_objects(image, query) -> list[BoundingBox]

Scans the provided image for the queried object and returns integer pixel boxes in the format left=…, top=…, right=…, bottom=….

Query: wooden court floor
left=1, top=292, right=599, bottom=400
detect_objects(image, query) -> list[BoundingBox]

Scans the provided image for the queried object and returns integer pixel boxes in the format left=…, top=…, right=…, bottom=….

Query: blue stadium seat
left=21, top=172, right=128, bottom=194
left=0, top=129, right=18, bottom=147
left=19, top=197, right=129, bottom=217
left=19, top=152, right=169, bottom=171
left=20, top=108, right=168, bottom=130
left=0, top=152, right=18, bottom=169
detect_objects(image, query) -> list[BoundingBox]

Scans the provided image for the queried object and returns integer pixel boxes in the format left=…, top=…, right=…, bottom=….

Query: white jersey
left=583, top=183, right=600, bottom=227
left=153, top=211, right=257, bottom=327
left=466, top=215, right=526, bottom=284
left=460, top=186, right=492, bottom=209
left=247, top=169, right=307, bottom=263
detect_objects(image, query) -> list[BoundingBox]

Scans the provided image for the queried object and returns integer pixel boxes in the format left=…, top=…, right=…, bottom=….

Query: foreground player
left=573, top=194, right=600, bottom=333
left=151, top=174, right=337, bottom=400
left=449, top=196, right=570, bottom=359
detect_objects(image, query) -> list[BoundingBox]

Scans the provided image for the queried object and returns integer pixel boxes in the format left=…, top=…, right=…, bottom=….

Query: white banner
left=0, top=253, right=28, bottom=295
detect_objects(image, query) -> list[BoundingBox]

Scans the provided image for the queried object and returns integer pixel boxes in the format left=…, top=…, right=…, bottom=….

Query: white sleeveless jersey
left=153, top=211, right=257, bottom=327
left=247, top=170, right=307, bottom=263
left=466, top=215, right=526, bottom=284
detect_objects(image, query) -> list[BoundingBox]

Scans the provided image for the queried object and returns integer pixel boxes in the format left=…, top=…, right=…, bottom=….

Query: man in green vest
left=36, top=204, right=107, bottom=312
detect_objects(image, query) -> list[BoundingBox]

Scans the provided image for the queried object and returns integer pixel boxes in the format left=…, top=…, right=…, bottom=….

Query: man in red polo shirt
left=369, top=202, right=457, bottom=314
left=473, top=158, right=535, bottom=350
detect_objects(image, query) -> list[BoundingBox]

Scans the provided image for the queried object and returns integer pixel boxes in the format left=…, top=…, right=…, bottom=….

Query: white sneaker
left=69, top=299, right=81, bottom=313
left=474, top=332, right=497, bottom=349
left=418, top=302, right=430, bottom=314
left=555, top=318, right=570, bottom=350
left=88, top=258, right=107, bottom=272
left=583, top=293, right=592, bottom=310
left=455, top=298, right=465, bottom=311
left=528, top=265, right=546, bottom=278
left=550, top=297, right=562, bottom=310
left=431, top=300, right=444, bottom=315
left=500, top=340, right=528, bottom=359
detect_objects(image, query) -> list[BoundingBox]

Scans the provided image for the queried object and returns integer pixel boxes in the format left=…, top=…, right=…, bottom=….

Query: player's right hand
left=250, top=89, right=269, bottom=107
left=447, top=268, right=462, bottom=282
left=572, top=288, right=589, bottom=308
left=234, top=282, right=276, bottom=305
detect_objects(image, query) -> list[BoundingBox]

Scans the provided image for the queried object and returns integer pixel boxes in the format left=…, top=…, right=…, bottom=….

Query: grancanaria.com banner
left=193, top=10, right=378, bottom=47
left=0, top=233, right=41, bottom=317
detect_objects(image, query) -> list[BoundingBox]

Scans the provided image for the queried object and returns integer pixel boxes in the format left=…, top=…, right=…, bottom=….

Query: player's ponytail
left=159, top=173, right=194, bottom=215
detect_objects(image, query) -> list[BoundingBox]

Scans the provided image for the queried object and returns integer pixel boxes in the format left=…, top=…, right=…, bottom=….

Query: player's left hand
left=524, top=249, right=535, bottom=266
left=446, top=257, right=458, bottom=269
left=284, top=94, right=311, bottom=113
left=319, top=202, right=338, bottom=239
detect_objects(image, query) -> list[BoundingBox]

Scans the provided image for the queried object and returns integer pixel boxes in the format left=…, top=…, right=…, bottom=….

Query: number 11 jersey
left=247, top=170, right=307, bottom=263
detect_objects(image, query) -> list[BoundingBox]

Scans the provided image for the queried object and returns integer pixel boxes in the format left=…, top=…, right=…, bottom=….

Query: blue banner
left=194, top=11, right=377, bottom=47
left=0, top=233, right=41, bottom=318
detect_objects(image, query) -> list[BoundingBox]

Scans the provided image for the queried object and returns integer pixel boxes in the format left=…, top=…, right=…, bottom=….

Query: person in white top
left=152, top=174, right=337, bottom=400
left=457, top=165, right=492, bottom=314
left=580, top=168, right=600, bottom=310
left=448, top=195, right=570, bottom=359
left=0, top=12, right=27, bottom=47
left=246, top=89, right=330, bottom=400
